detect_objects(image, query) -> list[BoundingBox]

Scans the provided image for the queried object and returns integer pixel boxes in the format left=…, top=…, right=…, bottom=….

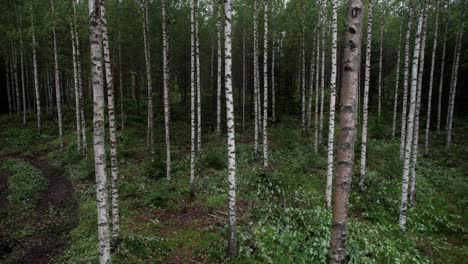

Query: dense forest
left=0, top=0, right=467, bottom=263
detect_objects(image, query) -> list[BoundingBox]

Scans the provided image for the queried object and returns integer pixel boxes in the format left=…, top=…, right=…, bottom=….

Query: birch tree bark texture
left=88, top=0, right=111, bottom=262
left=223, top=0, right=237, bottom=258
left=329, top=0, right=364, bottom=262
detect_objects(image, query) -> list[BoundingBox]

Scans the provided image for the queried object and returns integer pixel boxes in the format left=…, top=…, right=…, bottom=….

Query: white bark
left=196, top=4, right=202, bottom=154
left=190, top=0, right=196, bottom=196
left=162, top=0, right=171, bottom=180
left=51, top=0, right=64, bottom=150
left=392, top=20, right=403, bottom=138
left=400, top=6, right=413, bottom=159
left=223, top=0, right=237, bottom=257
left=100, top=0, right=120, bottom=248
left=424, top=6, right=439, bottom=155
left=30, top=4, right=41, bottom=133
left=377, top=24, right=383, bottom=122
left=359, top=0, right=373, bottom=189
left=216, top=2, right=222, bottom=135
left=409, top=13, right=427, bottom=205
left=253, top=0, right=259, bottom=156
left=142, top=0, right=154, bottom=155
left=88, top=0, right=111, bottom=262
left=263, top=0, right=269, bottom=169
left=400, top=7, right=424, bottom=230
left=446, top=20, right=464, bottom=151
left=71, top=19, right=82, bottom=153
left=325, top=0, right=338, bottom=209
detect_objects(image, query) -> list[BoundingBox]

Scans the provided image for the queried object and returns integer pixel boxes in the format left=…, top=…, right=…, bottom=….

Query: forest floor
left=0, top=101, right=467, bottom=263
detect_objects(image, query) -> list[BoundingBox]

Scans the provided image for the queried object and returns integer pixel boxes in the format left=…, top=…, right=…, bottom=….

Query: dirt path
left=0, top=155, right=78, bottom=264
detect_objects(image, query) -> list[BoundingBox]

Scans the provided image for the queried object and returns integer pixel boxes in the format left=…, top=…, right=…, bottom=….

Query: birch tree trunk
left=359, top=0, right=373, bottom=190
left=436, top=23, right=448, bottom=132
left=51, top=0, right=64, bottom=150
left=409, top=13, right=427, bottom=205
left=400, top=7, right=424, bottom=230
left=142, top=0, right=154, bottom=155
left=377, top=24, right=384, bottom=122
left=162, top=0, right=171, bottom=180
left=263, top=0, right=269, bottom=169
left=329, top=0, right=364, bottom=261
left=253, top=0, right=259, bottom=156
left=88, top=0, right=111, bottom=262
left=30, top=4, right=41, bottom=134
left=223, top=0, right=237, bottom=257
left=424, top=6, right=439, bottom=155
left=196, top=4, right=202, bottom=153
left=319, top=6, right=326, bottom=145
left=190, top=0, right=196, bottom=196
left=216, top=1, right=222, bottom=135
left=314, top=26, right=320, bottom=153
left=400, top=6, right=413, bottom=159
left=306, top=37, right=316, bottom=137
left=325, top=0, right=338, bottom=209
left=392, top=20, right=403, bottom=138
left=446, top=20, right=464, bottom=151
left=100, top=0, right=121, bottom=248
left=71, top=18, right=82, bottom=153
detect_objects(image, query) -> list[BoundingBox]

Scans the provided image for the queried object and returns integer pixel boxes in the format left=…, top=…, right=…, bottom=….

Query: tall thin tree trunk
left=424, top=5, right=439, bottom=155
left=162, top=0, right=171, bottom=181
left=400, top=7, right=424, bottom=230
left=446, top=20, right=464, bottom=151
left=196, top=4, right=202, bottom=153
left=71, top=19, right=82, bottom=153
left=88, top=0, right=111, bottom=262
left=190, top=0, right=196, bottom=196
left=436, top=23, right=448, bottom=132
left=400, top=6, right=413, bottom=159
left=19, top=11, right=27, bottom=126
left=314, top=26, right=320, bottom=152
left=319, top=6, right=326, bottom=146
left=329, top=0, right=364, bottom=261
left=359, top=0, right=373, bottom=190
left=253, top=0, right=259, bottom=156
left=409, top=13, right=427, bottom=205
left=216, top=1, right=222, bottom=135
left=100, top=0, right=120, bottom=248
left=30, top=4, right=41, bottom=133
left=51, top=0, right=64, bottom=150
left=392, top=20, right=403, bottom=138
left=223, top=0, right=237, bottom=257
left=263, top=0, right=269, bottom=169
left=325, top=0, right=338, bottom=209
left=142, top=0, right=154, bottom=156
left=377, top=24, right=384, bottom=122
left=301, top=33, right=306, bottom=132
left=306, top=37, right=316, bottom=137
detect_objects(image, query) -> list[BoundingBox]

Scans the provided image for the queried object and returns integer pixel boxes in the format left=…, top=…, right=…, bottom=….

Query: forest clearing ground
left=0, top=154, right=78, bottom=264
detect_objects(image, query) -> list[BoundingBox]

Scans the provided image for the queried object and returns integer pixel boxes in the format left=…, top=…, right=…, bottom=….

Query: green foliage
left=141, top=153, right=166, bottom=180
left=201, top=147, right=227, bottom=170
left=2, top=159, right=47, bottom=208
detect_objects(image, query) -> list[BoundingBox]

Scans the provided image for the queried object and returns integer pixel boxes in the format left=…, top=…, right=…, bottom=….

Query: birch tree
left=100, top=0, right=121, bottom=248
left=30, top=3, right=41, bottom=134
left=190, top=0, right=196, bottom=196
left=71, top=15, right=82, bottom=153
left=446, top=19, right=464, bottom=151
left=319, top=3, right=326, bottom=145
left=329, top=0, right=364, bottom=261
left=142, top=0, right=154, bottom=155
left=253, top=0, right=260, bottom=156
left=392, top=19, right=403, bottom=138
left=51, top=0, right=64, bottom=150
left=216, top=1, right=222, bottom=135
left=400, top=6, right=424, bottom=230
left=314, top=25, right=320, bottom=152
left=424, top=3, right=439, bottom=155
left=409, top=12, right=428, bottom=205
left=377, top=24, right=383, bottom=122
left=400, top=5, right=413, bottom=159
left=162, top=0, right=171, bottom=180
left=88, top=0, right=111, bottom=262
left=220, top=0, right=237, bottom=257
left=359, top=0, right=373, bottom=190
left=325, top=0, right=338, bottom=209
left=263, top=0, right=269, bottom=169
left=196, top=2, right=202, bottom=153
left=18, top=11, right=26, bottom=126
